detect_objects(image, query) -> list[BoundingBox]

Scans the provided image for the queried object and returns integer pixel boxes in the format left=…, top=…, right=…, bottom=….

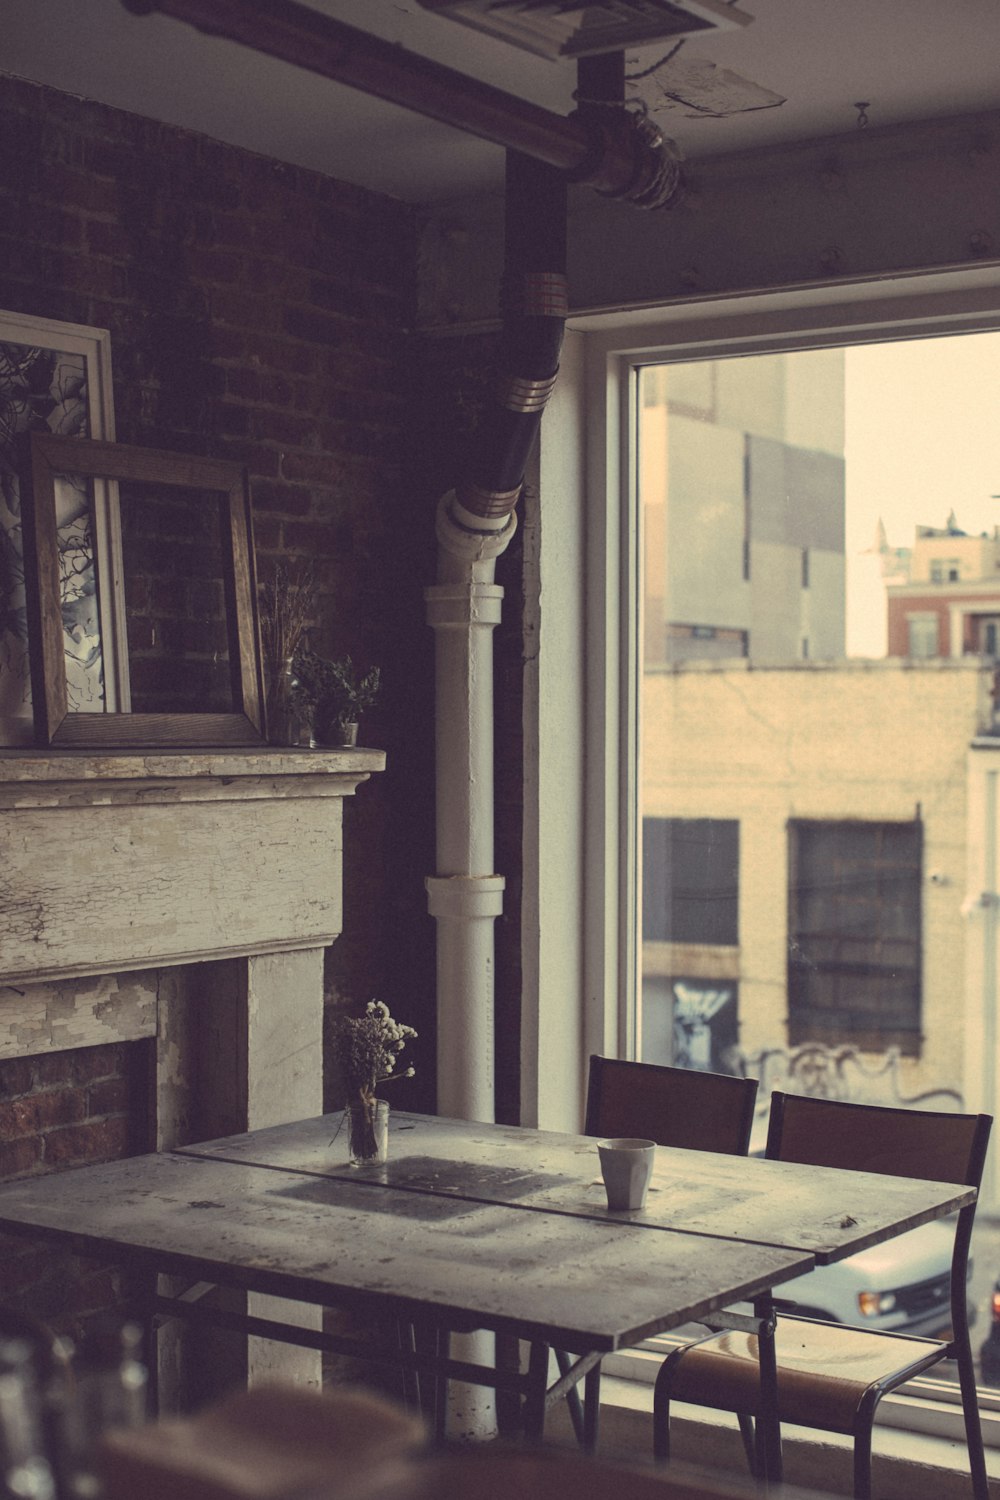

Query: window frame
left=562, top=266, right=1000, bottom=1098
left=525, top=263, right=1000, bottom=1445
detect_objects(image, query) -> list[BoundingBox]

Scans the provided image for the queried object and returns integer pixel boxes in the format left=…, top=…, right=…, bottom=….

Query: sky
left=844, top=331, right=1000, bottom=655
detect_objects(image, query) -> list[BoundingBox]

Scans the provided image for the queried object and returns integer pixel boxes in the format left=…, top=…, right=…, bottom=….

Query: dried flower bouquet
left=332, top=1001, right=416, bottom=1162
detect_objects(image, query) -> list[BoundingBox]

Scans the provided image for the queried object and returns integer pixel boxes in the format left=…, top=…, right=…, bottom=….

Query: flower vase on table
left=332, top=1000, right=417, bottom=1167
left=347, top=1097, right=390, bottom=1165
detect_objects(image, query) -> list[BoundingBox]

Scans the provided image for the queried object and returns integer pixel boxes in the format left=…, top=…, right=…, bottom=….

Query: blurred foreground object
left=98, top=1384, right=425, bottom=1500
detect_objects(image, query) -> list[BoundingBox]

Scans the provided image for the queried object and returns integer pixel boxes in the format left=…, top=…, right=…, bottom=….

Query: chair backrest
left=765, top=1091, right=992, bottom=1341
left=584, top=1056, right=758, bottom=1156
left=764, top=1091, right=991, bottom=1190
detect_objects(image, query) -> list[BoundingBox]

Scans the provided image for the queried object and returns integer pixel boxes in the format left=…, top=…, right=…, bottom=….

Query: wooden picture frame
left=22, top=433, right=265, bottom=748
left=0, top=311, right=124, bottom=746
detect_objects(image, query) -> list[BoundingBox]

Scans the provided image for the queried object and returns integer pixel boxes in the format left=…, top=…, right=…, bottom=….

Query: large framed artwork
left=0, top=311, right=125, bottom=746
left=22, top=434, right=265, bottom=748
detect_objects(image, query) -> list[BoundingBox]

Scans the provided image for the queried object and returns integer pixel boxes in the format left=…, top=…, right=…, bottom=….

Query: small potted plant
left=291, top=649, right=381, bottom=747
left=331, top=1000, right=416, bottom=1164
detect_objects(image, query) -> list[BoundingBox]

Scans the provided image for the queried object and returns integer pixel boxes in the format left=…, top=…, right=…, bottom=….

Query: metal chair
left=584, top=1055, right=758, bottom=1153
left=652, top=1092, right=993, bottom=1500
left=549, top=1056, right=759, bottom=1451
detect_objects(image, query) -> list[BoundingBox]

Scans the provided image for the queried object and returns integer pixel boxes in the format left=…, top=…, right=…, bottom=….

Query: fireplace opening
left=0, top=1037, right=154, bottom=1344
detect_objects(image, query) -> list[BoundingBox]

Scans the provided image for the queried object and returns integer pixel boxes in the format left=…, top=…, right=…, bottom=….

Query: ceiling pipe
left=121, top=0, right=681, bottom=207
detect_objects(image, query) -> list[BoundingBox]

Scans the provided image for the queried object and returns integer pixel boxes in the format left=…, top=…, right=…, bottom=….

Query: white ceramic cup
left=597, top=1137, right=657, bottom=1211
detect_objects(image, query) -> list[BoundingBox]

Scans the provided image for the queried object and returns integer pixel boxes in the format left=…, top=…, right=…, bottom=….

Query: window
left=907, top=613, right=939, bottom=658
left=787, top=818, right=922, bottom=1054
left=558, top=289, right=1000, bottom=1440
left=642, top=817, right=738, bottom=945
left=642, top=818, right=739, bottom=1071
left=533, top=275, right=1000, bottom=1448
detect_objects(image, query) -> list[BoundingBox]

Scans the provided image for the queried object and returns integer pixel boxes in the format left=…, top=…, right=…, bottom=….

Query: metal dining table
left=0, top=1109, right=975, bottom=1479
left=176, top=1109, right=975, bottom=1265
left=0, top=1141, right=809, bottom=1445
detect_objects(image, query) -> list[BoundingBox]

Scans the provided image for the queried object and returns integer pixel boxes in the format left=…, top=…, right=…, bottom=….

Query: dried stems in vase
left=257, top=561, right=318, bottom=743
left=258, top=559, right=318, bottom=671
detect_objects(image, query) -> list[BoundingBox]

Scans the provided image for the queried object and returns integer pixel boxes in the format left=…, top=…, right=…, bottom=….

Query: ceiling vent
left=415, top=0, right=753, bottom=61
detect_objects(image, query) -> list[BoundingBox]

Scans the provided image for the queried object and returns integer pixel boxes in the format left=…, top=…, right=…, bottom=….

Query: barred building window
left=788, top=819, right=922, bottom=1054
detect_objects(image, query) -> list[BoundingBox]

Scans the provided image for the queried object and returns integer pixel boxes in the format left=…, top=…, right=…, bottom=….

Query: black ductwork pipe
left=458, top=150, right=567, bottom=522
left=122, top=0, right=681, bottom=206
left=458, top=55, right=623, bottom=525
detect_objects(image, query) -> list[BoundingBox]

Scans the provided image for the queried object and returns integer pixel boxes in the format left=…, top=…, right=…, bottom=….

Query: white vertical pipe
left=425, top=494, right=516, bottom=1441
left=425, top=493, right=514, bottom=1122
left=425, top=875, right=504, bottom=1121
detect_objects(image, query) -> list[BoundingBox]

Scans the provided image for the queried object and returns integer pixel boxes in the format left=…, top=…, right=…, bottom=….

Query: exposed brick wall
left=0, top=1041, right=153, bottom=1340
left=0, top=73, right=445, bottom=1322
left=0, top=1042, right=152, bottom=1180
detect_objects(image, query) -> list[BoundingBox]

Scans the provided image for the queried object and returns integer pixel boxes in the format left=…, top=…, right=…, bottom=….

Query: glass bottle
left=0, top=1339, right=56, bottom=1500
left=63, top=1324, right=147, bottom=1500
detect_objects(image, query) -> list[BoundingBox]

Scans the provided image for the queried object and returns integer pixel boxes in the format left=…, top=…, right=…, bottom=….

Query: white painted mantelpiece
left=0, top=746, right=385, bottom=1397
left=0, top=748, right=384, bottom=989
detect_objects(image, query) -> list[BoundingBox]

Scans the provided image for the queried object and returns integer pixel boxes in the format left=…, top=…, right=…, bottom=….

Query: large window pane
left=637, top=333, right=1000, bottom=1392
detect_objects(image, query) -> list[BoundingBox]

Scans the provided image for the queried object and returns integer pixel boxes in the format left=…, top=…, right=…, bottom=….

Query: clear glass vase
left=266, top=657, right=308, bottom=746
left=347, top=1098, right=389, bottom=1165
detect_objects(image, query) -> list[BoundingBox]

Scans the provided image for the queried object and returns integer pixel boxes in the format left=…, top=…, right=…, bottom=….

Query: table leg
left=554, top=1348, right=586, bottom=1445
left=495, top=1334, right=523, bottom=1437
left=396, top=1320, right=420, bottom=1416
left=582, top=1362, right=602, bottom=1453
left=753, top=1293, right=782, bottom=1487
left=523, top=1340, right=550, bottom=1443
left=433, top=1327, right=450, bottom=1445
left=123, top=1266, right=159, bottom=1416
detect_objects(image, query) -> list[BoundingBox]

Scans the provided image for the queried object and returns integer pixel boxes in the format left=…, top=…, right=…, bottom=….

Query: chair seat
left=665, top=1317, right=946, bottom=1432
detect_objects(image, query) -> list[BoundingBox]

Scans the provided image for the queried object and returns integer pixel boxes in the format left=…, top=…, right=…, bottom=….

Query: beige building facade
left=641, top=657, right=999, bottom=1109
left=640, top=350, right=846, bottom=667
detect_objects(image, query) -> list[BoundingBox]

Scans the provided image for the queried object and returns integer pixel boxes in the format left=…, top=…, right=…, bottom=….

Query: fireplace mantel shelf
left=0, top=745, right=386, bottom=986
left=0, top=746, right=385, bottom=806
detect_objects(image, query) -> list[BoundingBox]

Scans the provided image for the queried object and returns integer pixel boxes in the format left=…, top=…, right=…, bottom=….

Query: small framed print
left=0, top=311, right=124, bottom=746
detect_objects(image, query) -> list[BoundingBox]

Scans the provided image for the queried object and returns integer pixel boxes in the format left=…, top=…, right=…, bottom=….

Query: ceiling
left=4, top=1, right=1000, bottom=204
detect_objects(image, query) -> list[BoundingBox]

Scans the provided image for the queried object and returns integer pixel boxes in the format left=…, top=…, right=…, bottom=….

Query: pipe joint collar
left=568, top=108, right=684, bottom=210
left=436, top=490, right=518, bottom=562
left=501, top=271, right=569, bottom=321
left=425, top=582, right=503, bottom=629
left=426, top=874, right=506, bottom=920
left=496, top=371, right=559, bottom=415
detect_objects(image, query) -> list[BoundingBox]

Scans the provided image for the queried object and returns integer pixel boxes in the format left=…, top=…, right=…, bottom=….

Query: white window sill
left=544, top=1372, right=1000, bottom=1498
